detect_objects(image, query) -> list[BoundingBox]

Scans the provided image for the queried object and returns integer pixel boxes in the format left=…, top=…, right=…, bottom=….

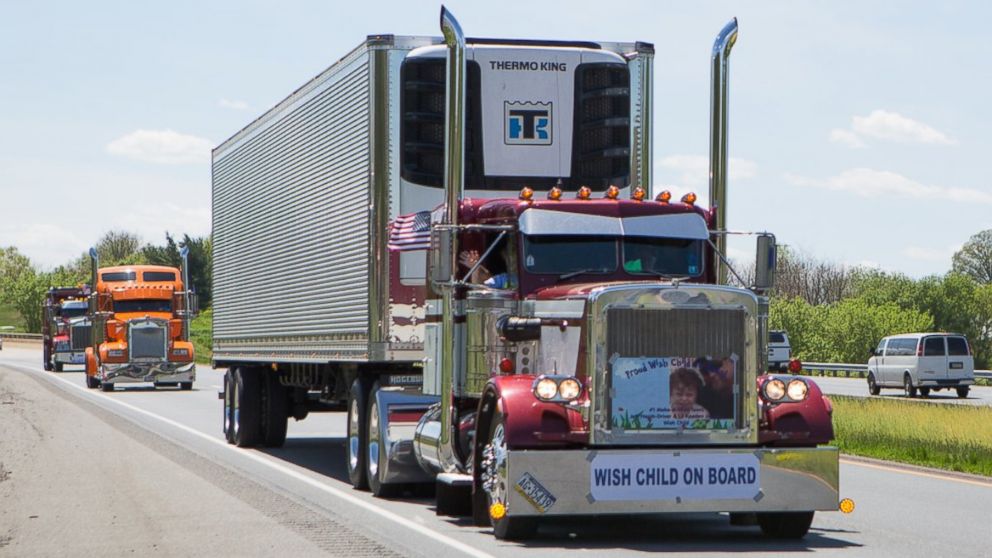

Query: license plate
left=950, top=362, right=963, bottom=369
left=515, top=472, right=557, bottom=513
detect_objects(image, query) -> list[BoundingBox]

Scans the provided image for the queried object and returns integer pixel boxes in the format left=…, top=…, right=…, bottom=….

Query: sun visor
left=622, top=213, right=709, bottom=240
left=519, top=209, right=622, bottom=236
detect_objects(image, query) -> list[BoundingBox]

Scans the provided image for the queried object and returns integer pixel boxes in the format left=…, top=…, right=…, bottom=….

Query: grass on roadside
left=831, top=395, right=992, bottom=476
left=190, top=308, right=212, bottom=365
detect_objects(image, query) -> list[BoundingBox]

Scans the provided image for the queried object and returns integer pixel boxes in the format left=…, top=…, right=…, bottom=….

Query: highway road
left=2, top=344, right=991, bottom=557
left=806, top=375, right=992, bottom=405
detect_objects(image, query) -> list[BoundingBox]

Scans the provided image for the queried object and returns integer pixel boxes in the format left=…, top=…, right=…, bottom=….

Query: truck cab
left=42, top=286, right=91, bottom=372
left=84, top=264, right=197, bottom=391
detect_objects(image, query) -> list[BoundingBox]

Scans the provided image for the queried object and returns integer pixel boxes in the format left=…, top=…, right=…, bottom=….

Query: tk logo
left=505, top=101, right=552, bottom=145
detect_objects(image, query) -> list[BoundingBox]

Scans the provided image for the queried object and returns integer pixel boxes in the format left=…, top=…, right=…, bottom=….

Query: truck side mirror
left=753, top=234, right=776, bottom=291
left=429, top=227, right=453, bottom=285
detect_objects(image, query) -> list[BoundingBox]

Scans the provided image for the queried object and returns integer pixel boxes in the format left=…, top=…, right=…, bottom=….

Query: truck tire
left=261, top=372, right=289, bottom=448
left=85, top=374, right=100, bottom=389
left=481, top=411, right=537, bottom=540
left=757, top=511, right=814, bottom=539
left=366, top=382, right=399, bottom=498
left=180, top=382, right=193, bottom=391
left=223, top=370, right=235, bottom=443
left=100, top=381, right=114, bottom=392
left=54, top=361, right=63, bottom=372
left=903, top=374, right=917, bottom=398
left=347, top=377, right=371, bottom=490
left=867, top=373, right=880, bottom=396
left=957, top=386, right=970, bottom=398
left=233, top=367, right=262, bottom=447
left=919, top=387, right=930, bottom=398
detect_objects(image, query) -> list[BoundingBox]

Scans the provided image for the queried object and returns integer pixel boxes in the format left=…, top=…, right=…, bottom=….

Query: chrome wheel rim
left=481, top=422, right=509, bottom=508
left=368, top=400, right=380, bottom=479
left=349, top=398, right=360, bottom=472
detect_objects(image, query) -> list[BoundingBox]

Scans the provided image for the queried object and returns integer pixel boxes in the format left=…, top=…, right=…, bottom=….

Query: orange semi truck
left=84, top=249, right=197, bottom=391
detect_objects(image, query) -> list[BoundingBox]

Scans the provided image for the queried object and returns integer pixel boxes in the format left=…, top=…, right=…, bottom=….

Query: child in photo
left=669, top=367, right=710, bottom=419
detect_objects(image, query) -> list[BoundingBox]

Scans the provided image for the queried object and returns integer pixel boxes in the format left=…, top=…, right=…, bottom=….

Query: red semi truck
left=42, top=286, right=91, bottom=372
left=212, top=7, right=839, bottom=539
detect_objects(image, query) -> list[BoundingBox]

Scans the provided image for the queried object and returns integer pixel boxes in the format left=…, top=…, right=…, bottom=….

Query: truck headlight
left=558, top=378, right=582, bottom=400
left=763, top=378, right=786, bottom=401
left=786, top=379, right=809, bottom=401
left=534, top=378, right=559, bottom=400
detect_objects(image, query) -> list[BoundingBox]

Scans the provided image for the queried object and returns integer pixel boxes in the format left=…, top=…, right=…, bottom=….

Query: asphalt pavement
left=805, top=374, right=992, bottom=405
left=2, top=344, right=991, bottom=557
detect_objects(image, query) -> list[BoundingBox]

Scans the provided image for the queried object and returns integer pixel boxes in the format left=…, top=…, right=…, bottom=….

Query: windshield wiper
left=559, top=268, right=610, bottom=280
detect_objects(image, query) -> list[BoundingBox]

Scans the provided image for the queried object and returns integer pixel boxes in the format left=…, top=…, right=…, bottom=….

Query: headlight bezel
left=531, top=375, right=584, bottom=402
left=761, top=375, right=810, bottom=403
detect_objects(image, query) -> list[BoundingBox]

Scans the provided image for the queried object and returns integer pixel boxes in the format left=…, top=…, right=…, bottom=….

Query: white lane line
left=19, top=365, right=494, bottom=558
left=840, top=457, right=992, bottom=489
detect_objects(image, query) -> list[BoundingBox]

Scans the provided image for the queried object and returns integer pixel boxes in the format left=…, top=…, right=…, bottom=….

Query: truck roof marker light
left=499, top=357, right=515, bottom=373
left=577, top=186, right=592, bottom=200
left=605, top=185, right=620, bottom=199
left=681, top=192, right=697, bottom=206
left=631, top=187, right=646, bottom=201
left=656, top=190, right=672, bottom=204
left=519, top=187, right=534, bottom=201
left=548, top=186, right=563, bottom=200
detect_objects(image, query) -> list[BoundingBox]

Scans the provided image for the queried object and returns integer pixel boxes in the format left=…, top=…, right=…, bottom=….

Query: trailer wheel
left=233, top=367, right=262, bottom=447
left=261, top=372, right=288, bottom=447
left=481, top=411, right=537, bottom=540
left=757, top=511, right=814, bottom=539
left=867, top=373, right=880, bottom=396
left=223, top=370, right=235, bottom=443
left=366, top=382, right=399, bottom=497
left=957, top=386, right=970, bottom=398
left=347, top=377, right=371, bottom=490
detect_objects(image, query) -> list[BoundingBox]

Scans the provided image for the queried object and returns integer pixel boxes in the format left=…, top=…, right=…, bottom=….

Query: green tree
left=0, top=247, right=50, bottom=333
left=952, top=229, right=992, bottom=284
left=143, top=233, right=212, bottom=308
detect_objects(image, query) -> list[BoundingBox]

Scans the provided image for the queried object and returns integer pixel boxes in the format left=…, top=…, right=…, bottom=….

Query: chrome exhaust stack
left=435, top=5, right=467, bottom=473
left=709, top=18, right=738, bottom=285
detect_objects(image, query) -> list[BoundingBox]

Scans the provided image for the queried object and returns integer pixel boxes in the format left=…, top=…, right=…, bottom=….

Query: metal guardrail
left=0, top=332, right=42, bottom=344
left=803, top=362, right=992, bottom=380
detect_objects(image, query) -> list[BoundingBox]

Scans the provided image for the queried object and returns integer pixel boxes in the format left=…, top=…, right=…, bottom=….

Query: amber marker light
left=577, top=186, right=592, bottom=200
left=631, top=187, right=646, bottom=201
left=548, top=186, right=563, bottom=200
left=519, top=186, right=534, bottom=201
left=490, top=502, right=507, bottom=520
left=681, top=192, right=697, bottom=205
left=839, top=498, right=855, bottom=514
left=656, top=190, right=672, bottom=203
left=605, top=185, right=620, bottom=199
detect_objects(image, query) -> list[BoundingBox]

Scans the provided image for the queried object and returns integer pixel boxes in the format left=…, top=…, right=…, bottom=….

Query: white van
left=866, top=333, right=974, bottom=398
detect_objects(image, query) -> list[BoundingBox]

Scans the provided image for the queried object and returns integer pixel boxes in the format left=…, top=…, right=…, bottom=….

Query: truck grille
left=70, top=323, right=91, bottom=351
left=129, top=321, right=167, bottom=360
left=605, top=307, right=747, bottom=430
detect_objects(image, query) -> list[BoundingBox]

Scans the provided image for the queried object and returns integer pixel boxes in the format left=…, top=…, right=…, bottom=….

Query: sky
left=2, top=0, right=990, bottom=277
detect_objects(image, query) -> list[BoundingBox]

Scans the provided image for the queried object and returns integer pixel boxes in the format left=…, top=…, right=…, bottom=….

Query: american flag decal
left=388, top=210, right=432, bottom=251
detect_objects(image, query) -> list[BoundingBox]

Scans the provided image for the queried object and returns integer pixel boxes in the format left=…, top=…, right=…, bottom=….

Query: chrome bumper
left=54, top=351, right=86, bottom=364
left=505, top=446, right=839, bottom=517
left=102, top=361, right=196, bottom=384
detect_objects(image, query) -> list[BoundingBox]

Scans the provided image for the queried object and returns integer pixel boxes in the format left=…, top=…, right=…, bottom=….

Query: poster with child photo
left=611, top=355, right=736, bottom=430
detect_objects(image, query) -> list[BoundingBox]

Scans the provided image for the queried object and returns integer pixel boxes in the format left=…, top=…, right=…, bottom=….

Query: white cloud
left=784, top=168, right=992, bottom=205
left=659, top=154, right=758, bottom=187
left=219, top=98, right=250, bottom=111
left=106, top=129, right=213, bottom=165
left=902, top=245, right=959, bottom=262
left=830, top=110, right=956, bottom=148
left=852, top=110, right=956, bottom=145
left=829, top=128, right=866, bottom=149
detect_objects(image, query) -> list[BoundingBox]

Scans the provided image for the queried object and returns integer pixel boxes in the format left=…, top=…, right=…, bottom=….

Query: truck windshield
left=60, top=303, right=88, bottom=318
left=622, top=237, right=703, bottom=277
left=113, top=299, right=171, bottom=313
left=523, top=235, right=617, bottom=275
